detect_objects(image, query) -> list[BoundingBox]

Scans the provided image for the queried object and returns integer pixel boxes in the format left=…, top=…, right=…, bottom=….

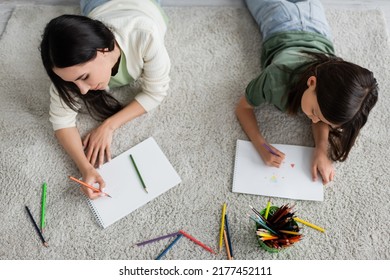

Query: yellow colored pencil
left=219, top=203, right=227, bottom=253
left=264, top=199, right=271, bottom=219
left=256, top=231, right=276, bottom=238
left=293, top=217, right=325, bottom=233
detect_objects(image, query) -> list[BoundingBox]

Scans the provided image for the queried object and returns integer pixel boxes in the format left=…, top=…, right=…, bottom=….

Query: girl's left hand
left=82, top=123, right=114, bottom=168
left=311, top=149, right=335, bottom=185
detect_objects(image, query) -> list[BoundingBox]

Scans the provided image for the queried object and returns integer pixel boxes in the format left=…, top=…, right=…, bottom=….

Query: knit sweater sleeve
left=49, top=84, right=78, bottom=131
left=129, top=20, right=171, bottom=112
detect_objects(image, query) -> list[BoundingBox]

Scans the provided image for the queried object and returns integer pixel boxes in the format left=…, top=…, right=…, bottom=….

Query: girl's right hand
left=80, top=166, right=106, bottom=200
left=258, top=142, right=285, bottom=168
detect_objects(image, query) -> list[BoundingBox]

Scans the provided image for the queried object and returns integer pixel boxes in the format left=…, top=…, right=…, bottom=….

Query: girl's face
left=301, top=76, right=336, bottom=128
left=53, top=48, right=117, bottom=94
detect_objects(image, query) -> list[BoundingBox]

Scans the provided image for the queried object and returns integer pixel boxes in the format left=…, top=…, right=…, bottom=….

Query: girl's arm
left=235, top=96, right=285, bottom=167
left=82, top=100, right=146, bottom=168
left=55, top=127, right=105, bottom=199
left=311, top=122, right=335, bottom=184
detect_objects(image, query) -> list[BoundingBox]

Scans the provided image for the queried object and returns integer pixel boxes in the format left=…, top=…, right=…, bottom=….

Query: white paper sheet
left=87, top=137, right=182, bottom=228
left=232, top=140, right=323, bottom=201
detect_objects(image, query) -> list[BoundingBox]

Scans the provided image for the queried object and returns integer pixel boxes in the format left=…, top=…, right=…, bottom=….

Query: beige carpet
left=0, top=5, right=389, bottom=260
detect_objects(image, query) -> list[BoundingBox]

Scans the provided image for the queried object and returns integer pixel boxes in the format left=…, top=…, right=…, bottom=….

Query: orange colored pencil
left=223, top=230, right=232, bottom=260
left=68, top=176, right=112, bottom=198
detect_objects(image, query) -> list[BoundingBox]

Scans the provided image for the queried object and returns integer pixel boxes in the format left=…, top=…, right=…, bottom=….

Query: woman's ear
left=307, top=76, right=317, bottom=88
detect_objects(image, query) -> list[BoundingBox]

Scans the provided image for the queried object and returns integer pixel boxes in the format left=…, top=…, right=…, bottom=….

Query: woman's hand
left=80, top=166, right=106, bottom=199
left=311, top=148, right=334, bottom=185
left=83, top=122, right=114, bottom=168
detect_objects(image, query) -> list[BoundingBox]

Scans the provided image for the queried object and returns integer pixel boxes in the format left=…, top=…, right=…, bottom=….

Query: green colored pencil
left=129, top=154, right=148, bottom=193
left=40, top=182, right=47, bottom=232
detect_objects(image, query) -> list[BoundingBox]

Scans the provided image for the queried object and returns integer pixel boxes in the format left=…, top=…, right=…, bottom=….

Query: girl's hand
left=258, top=142, right=285, bottom=168
left=82, top=122, right=114, bottom=168
left=80, top=166, right=106, bottom=200
left=311, top=149, right=334, bottom=185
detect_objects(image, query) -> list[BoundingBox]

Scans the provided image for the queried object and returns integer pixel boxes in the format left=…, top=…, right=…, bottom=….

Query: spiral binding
left=84, top=194, right=106, bottom=228
left=232, top=140, right=241, bottom=192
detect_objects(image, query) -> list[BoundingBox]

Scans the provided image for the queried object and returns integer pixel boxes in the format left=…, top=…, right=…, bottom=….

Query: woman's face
left=53, top=49, right=114, bottom=94
left=301, top=76, right=336, bottom=128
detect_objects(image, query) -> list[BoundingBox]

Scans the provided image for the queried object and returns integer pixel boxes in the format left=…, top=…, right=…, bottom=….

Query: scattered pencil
left=155, top=234, right=183, bottom=260
left=25, top=206, right=48, bottom=247
left=218, top=203, right=227, bottom=253
left=223, top=230, right=232, bottom=260
left=129, top=154, right=148, bottom=193
left=224, top=213, right=234, bottom=259
left=132, top=232, right=179, bottom=247
left=179, top=230, right=216, bottom=254
left=293, top=217, right=325, bottom=233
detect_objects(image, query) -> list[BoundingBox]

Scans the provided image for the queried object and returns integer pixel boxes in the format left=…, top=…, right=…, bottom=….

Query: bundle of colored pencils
left=249, top=203, right=302, bottom=250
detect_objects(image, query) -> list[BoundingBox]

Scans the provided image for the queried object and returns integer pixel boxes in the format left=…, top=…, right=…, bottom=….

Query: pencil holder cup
left=255, top=206, right=301, bottom=253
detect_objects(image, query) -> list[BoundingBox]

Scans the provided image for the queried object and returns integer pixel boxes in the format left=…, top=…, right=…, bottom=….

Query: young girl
left=40, top=0, right=170, bottom=199
left=235, top=0, right=378, bottom=184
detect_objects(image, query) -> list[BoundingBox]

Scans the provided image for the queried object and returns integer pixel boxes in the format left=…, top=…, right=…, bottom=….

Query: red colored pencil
left=179, top=230, right=216, bottom=254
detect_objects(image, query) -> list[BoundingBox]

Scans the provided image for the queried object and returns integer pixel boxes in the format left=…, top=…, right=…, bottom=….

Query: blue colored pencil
left=224, top=213, right=233, bottom=259
left=247, top=214, right=279, bottom=236
left=155, top=234, right=183, bottom=260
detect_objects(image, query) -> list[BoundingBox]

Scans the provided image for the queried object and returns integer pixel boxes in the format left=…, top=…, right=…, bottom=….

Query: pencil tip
left=43, top=242, right=49, bottom=248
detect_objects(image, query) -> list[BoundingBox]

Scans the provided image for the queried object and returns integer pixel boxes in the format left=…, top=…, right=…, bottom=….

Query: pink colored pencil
left=179, top=230, right=216, bottom=254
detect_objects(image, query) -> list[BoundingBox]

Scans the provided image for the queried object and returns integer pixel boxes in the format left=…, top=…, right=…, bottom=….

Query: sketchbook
left=87, top=137, right=182, bottom=228
left=232, top=140, right=323, bottom=201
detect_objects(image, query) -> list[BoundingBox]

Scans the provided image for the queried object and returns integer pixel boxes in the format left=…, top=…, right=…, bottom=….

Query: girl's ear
left=307, top=76, right=317, bottom=88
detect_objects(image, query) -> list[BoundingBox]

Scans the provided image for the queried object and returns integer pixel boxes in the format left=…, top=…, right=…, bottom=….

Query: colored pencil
left=219, top=203, right=227, bottom=252
left=132, top=232, right=179, bottom=247
left=40, top=182, right=47, bottom=232
left=25, top=206, right=48, bottom=247
left=68, top=176, right=112, bottom=198
left=262, top=143, right=279, bottom=157
left=264, top=199, right=271, bottom=220
left=155, top=234, right=183, bottom=260
left=293, top=217, right=325, bottom=233
left=279, top=230, right=302, bottom=236
left=129, top=154, right=148, bottom=193
left=223, top=230, right=232, bottom=260
left=224, top=213, right=233, bottom=258
left=179, top=230, right=216, bottom=254
left=247, top=214, right=279, bottom=236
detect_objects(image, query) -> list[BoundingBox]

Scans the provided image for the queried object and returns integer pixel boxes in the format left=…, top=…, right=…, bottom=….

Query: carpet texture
left=0, top=5, right=389, bottom=260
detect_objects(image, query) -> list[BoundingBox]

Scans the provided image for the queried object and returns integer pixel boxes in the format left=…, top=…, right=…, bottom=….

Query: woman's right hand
left=80, top=166, right=106, bottom=200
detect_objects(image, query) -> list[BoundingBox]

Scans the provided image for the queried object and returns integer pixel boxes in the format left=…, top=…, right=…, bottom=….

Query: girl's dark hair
left=40, top=14, right=122, bottom=121
left=287, top=52, right=378, bottom=162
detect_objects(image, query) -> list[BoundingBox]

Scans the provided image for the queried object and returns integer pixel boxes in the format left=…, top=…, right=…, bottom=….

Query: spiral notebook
left=87, top=137, right=182, bottom=228
left=232, top=139, right=323, bottom=201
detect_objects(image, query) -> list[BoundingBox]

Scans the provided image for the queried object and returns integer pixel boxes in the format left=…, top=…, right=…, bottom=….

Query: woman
left=41, top=0, right=170, bottom=198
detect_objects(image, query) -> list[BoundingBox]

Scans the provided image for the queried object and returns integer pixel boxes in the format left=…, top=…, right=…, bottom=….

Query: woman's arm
left=55, top=127, right=106, bottom=199
left=235, top=96, right=285, bottom=167
left=311, top=122, right=334, bottom=184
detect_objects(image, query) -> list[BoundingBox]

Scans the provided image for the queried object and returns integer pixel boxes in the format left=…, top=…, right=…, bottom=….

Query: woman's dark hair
left=287, top=52, right=378, bottom=162
left=40, top=14, right=122, bottom=121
